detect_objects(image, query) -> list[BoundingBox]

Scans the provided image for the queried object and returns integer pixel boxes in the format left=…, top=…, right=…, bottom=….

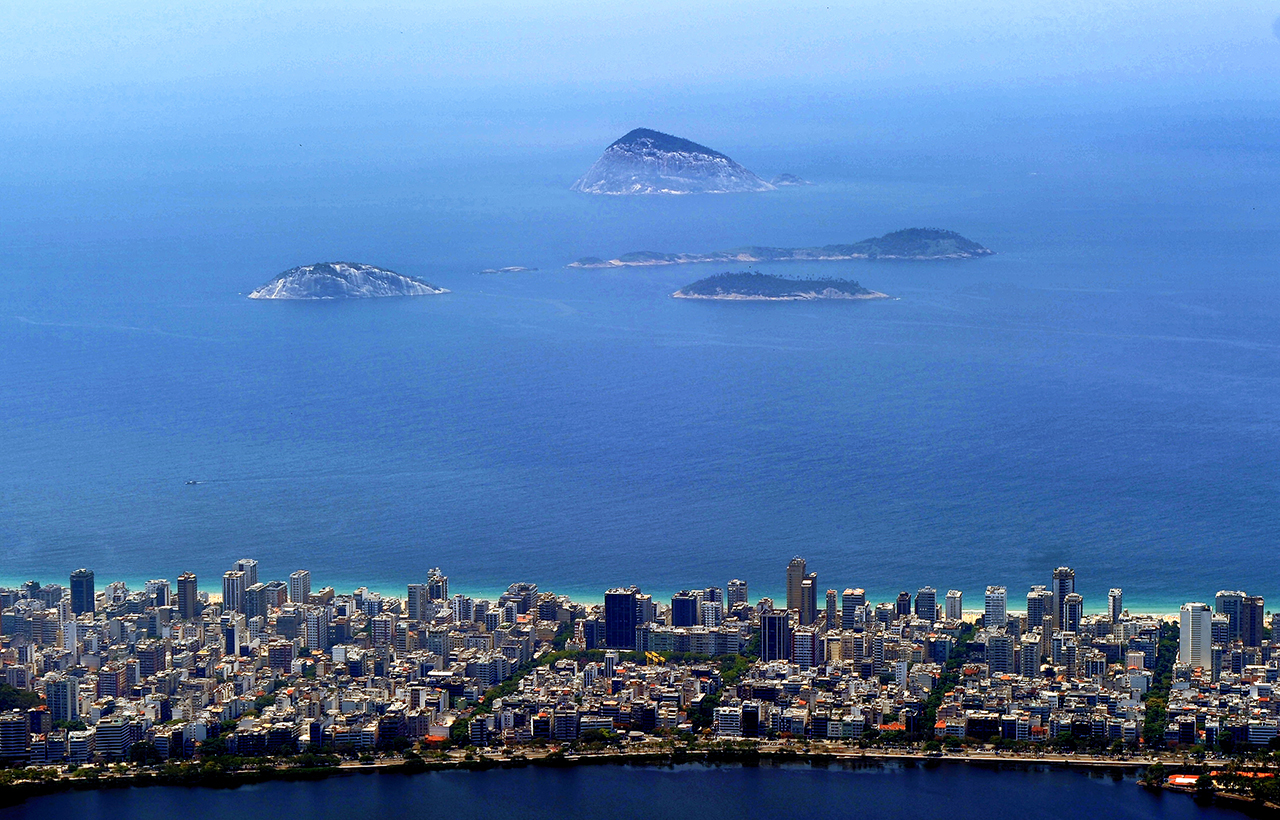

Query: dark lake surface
left=5, top=762, right=1242, bottom=820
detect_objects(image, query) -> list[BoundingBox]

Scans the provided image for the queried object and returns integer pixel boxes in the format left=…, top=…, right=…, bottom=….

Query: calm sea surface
left=2, top=762, right=1243, bottom=820
left=2, top=94, right=1277, bottom=611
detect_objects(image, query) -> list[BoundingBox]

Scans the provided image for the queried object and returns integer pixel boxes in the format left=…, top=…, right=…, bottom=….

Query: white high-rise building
left=234, top=558, right=259, bottom=587
left=1108, top=588, right=1124, bottom=622
left=984, top=586, right=1008, bottom=627
left=727, top=579, right=748, bottom=610
left=840, top=589, right=861, bottom=630
left=407, top=583, right=431, bottom=621
left=945, top=590, right=963, bottom=620
left=289, top=570, right=311, bottom=604
left=700, top=600, right=724, bottom=628
left=221, top=570, right=246, bottom=614
left=1179, top=602, right=1212, bottom=669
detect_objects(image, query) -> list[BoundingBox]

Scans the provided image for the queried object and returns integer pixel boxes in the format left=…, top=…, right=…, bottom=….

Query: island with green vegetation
left=570, top=228, right=992, bottom=268
left=673, top=272, right=890, bottom=301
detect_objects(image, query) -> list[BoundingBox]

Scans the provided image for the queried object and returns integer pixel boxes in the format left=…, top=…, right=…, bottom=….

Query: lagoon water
left=2, top=762, right=1241, bottom=820
left=2, top=90, right=1278, bottom=611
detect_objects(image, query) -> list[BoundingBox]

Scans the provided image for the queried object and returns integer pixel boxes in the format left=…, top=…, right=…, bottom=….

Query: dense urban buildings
left=0, top=558, right=1276, bottom=770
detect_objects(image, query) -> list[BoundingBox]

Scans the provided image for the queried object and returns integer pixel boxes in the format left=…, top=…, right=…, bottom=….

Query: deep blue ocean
left=2, top=90, right=1277, bottom=612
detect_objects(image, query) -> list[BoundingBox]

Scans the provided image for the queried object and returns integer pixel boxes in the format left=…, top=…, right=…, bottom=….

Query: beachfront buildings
left=0, top=559, right=1277, bottom=766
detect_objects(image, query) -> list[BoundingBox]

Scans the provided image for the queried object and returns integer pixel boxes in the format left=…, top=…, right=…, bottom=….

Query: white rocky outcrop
left=248, top=262, right=448, bottom=300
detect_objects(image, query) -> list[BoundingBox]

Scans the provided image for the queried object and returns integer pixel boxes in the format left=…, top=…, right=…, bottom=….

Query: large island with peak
left=673, top=272, right=890, bottom=301
left=571, top=128, right=774, bottom=195
left=572, top=228, right=991, bottom=268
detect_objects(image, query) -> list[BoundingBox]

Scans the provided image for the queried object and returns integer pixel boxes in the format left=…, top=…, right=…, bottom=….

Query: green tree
left=0, top=683, right=40, bottom=712
left=129, top=741, right=162, bottom=765
left=450, top=717, right=472, bottom=745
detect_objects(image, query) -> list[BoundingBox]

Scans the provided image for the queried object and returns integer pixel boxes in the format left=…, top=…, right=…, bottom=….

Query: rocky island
left=570, top=128, right=775, bottom=195
left=247, top=262, right=448, bottom=300
left=571, top=228, right=992, bottom=268
left=673, top=272, right=890, bottom=301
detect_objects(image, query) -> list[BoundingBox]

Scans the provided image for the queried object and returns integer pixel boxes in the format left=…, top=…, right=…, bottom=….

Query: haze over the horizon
left=3, top=1, right=1278, bottom=93
left=4, top=1, right=1279, bottom=223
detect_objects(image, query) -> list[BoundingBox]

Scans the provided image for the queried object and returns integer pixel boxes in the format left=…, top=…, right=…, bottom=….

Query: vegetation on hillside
left=677, top=272, right=872, bottom=298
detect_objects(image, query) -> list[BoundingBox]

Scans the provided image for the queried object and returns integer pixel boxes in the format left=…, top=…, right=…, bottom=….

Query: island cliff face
left=673, top=272, right=890, bottom=301
left=571, top=228, right=992, bottom=268
left=248, top=262, right=448, bottom=300
left=571, top=128, right=775, bottom=195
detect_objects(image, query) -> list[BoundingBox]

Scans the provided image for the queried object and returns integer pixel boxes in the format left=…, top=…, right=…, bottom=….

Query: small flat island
left=673, top=272, right=890, bottom=301
left=770, top=173, right=814, bottom=186
left=571, top=228, right=992, bottom=268
left=477, top=266, right=538, bottom=275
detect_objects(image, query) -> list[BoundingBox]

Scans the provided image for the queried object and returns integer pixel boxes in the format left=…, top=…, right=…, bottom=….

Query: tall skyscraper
left=406, top=584, right=430, bottom=621
left=799, top=575, right=818, bottom=626
left=145, top=579, right=170, bottom=608
left=1052, top=567, right=1075, bottom=629
left=984, top=586, right=1008, bottom=627
left=1180, top=602, right=1212, bottom=668
left=1242, top=595, right=1265, bottom=648
left=1215, top=590, right=1246, bottom=643
left=222, top=570, right=246, bottom=614
left=1211, top=613, right=1230, bottom=645
left=895, top=591, right=911, bottom=618
left=222, top=613, right=245, bottom=655
left=825, top=590, right=838, bottom=628
left=427, top=568, right=449, bottom=601
left=987, top=632, right=1015, bottom=675
left=761, top=610, right=792, bottom=662
left=915, top=587, right=937, bottom=621
left=840, top=589, right=861, bottom=630
left=69, top=568, right=94, bottom=615
left=1026, top=586, right=1053, bottom=630
left=636, top=594, right=656, bottom=625
left=1108, top=588, right=1124, bottom=621
left=234, top=559, right=259, bottom=588
left=243, top=583, right=269, bottom=620
left=945, top=589, right=963, bottom=621
left=289, top=570, right=311, bottom=604
left=604, top=587, right=640, bottom=650
left=176, top=572, right=199, bottom=619
left=786, top=557, right=807, bottom=613
left=726, top=579, right=748, bottom=610
left=46, top=675, right=79, bottom=723
left=1062, top=593, right=1084, bottom=632
left=304, top=607, right=331, bottom=650
left=700, top=599, right=724, bottom=628
left=671, top=592, right=699, bottom=627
